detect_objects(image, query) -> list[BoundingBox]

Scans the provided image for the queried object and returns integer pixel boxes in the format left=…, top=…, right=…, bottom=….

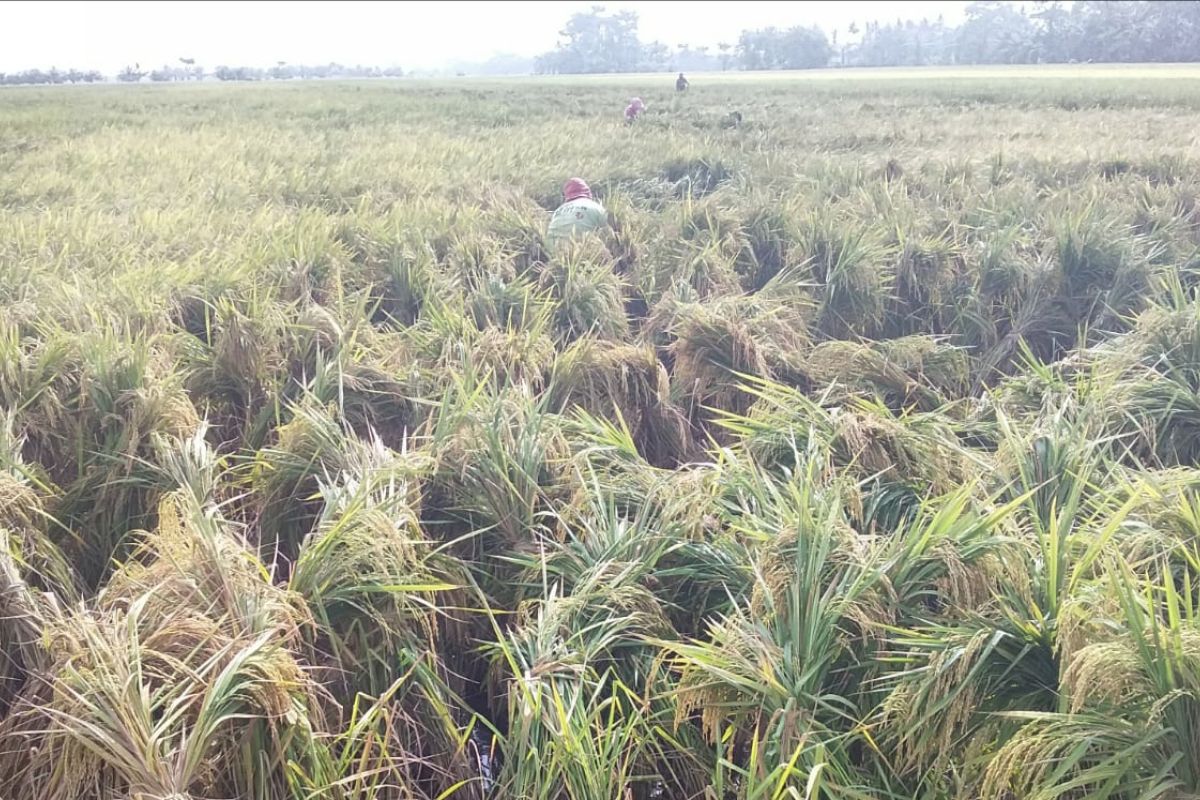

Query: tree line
left=535, top=1, right=1200, bottom=74
left=117, top=61, right=404, bottom=83
left=210, top=63, right=405, bottom=81
left=848, top=1, right=1200, bottom=67
left=1, top=61, right=403, bottom=86
left=0, top=68, right=104, bottom=86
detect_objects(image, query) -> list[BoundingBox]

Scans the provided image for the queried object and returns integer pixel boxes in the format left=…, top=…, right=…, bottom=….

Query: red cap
left=563, top=178, right=591, bottom=201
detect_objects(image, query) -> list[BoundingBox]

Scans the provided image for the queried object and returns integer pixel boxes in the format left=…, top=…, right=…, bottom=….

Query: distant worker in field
left=624, top=96, right=646, bottom=124
left=676, top=72, right=689, bottom=92
left=547, top=178, right=614, bottom=251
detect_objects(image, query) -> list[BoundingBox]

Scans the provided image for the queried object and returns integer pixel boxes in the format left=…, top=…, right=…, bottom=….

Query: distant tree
left=641, top=41, right=670, bottom=72
left=717, top=41, right=733, bottom=70
left=956, top=1, right=1038, bottom=64
left=213, top=65, right=263, bottom=81
left=150, top=64, right=197, bottom=81
left=117, top=65, right=146, bottom=82
left=1031, top=1, right=1073, bottom=62
left=840, top=22, right=862, bottom=66
left=535, top=6, right=644, bottom=73
left=171, top=59, right=203, bottom=79
left=1058, top=0, right=1200, bottom=63
left=849, top=15, right=953, bottom=66
left=1141, top=1, right=1200, bottom=62
left=737, top=26, right=831, bottom=70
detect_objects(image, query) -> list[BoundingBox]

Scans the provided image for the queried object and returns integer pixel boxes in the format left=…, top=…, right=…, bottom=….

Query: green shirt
left=547, top=198, right=608, bottom=250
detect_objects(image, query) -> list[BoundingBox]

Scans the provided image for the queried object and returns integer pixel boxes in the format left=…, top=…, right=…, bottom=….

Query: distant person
left=547, top=178, right=614, bottom=251
left=624, top=96, right=646, bottom=124
left=676, top=72, right=689, bottom=92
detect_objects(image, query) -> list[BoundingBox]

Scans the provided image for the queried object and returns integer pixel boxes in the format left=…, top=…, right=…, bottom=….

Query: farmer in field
left=547, top=178, right=613, bottom=251
left=624, top=96, right=645, bottom=124
left=676, top=72, right=689, bottom=92
left=624, top=96, right=646, bottom=123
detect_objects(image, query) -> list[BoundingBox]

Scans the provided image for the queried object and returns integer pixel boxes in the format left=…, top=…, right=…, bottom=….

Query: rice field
left=3, top=67, right=1200, bottom=799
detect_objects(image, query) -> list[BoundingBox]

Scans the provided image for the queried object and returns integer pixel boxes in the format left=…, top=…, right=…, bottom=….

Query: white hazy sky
left=1, top=1, right=979, bottom=74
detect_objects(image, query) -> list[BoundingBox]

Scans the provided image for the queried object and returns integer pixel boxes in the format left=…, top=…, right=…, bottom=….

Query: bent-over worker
left=624, top=96, right=646, bottom=123
left=547, top=178, right=613, bottom=251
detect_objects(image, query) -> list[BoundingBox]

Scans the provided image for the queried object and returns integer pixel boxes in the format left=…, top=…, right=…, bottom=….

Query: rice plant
left=1, top=69, right=1199, bottom=800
